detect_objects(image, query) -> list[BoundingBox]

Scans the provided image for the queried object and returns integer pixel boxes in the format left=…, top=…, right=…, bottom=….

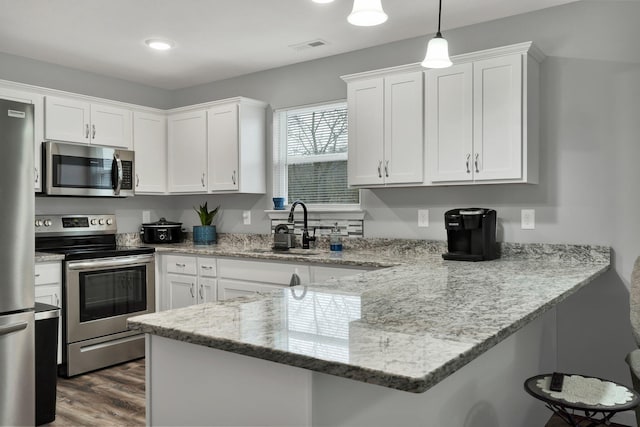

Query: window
left=273, top=101, right=359, bottom=207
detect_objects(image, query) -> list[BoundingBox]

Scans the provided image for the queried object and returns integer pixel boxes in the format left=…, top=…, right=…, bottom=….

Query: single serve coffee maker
left=443, top=208, right=497, bottom=261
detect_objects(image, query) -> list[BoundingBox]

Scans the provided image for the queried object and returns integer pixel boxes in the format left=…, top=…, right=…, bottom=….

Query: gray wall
left=13, top=1, right=640, bottom=423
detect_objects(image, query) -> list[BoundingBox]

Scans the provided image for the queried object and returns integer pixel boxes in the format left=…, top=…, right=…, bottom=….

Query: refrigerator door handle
left=0, top=321, right=28, bottom=337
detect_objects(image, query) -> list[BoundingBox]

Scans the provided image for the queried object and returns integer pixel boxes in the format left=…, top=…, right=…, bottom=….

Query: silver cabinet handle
left=201, top=265, right=213, bottom=270
left=35, top=273, right=41, bottom=278
left=55, top=293, right=60, bottom=307
left=136, top=174, right=140, bottom=188
left=466, top=154, right=471, bottom=174
left=190, top=284, right=195, bottom=298
left=201, top=173, right=205, bottom=187
left=35, top=168, right=39, bottom=184
left=175, top=263, right=186, bottom=268
left=384, top=160, right=389, bottom=178
left=232, top=170, right=236, bottom=185
left=92, top=124, right=96, bottom=139
left=0, top=321, right=28, bottom=337
left=85, top=124, right=90, bottom=138
left=199, top=284, right=204, bottom=300
left=377, top=161, right=382, bottom=178
left=474, top=153, right=480, bottom=173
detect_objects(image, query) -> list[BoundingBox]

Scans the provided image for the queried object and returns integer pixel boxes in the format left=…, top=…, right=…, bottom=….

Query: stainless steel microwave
left=43, top=141, right=135, bottom=197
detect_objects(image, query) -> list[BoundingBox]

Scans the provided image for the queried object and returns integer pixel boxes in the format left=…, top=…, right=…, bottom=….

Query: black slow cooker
left=140, top=218, right=184, bottom=243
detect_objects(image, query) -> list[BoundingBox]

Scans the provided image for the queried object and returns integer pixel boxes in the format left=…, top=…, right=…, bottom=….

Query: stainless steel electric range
left=35, top=214, right=155, bottom=377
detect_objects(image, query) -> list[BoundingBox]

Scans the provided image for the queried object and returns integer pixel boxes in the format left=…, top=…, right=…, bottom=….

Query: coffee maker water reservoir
left=443, top=208, right=497, bottom=261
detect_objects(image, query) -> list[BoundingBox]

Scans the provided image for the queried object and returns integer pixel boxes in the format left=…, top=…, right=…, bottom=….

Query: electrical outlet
left=418, top=209, right=429, bottom=228
left=521, top=209, right=535, bottom=230
left=142, top=210, right=151, bottom=223
left=242, top=210, right=251, bottom=225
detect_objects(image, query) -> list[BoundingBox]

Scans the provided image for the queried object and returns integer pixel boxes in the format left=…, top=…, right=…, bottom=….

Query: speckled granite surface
left=35, top=252, right=65, bottom=262
left=128, top=235, right=610, bottom=393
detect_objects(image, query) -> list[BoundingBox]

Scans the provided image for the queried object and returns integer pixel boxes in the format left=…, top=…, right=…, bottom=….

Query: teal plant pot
left=193, top=225, right=216, bottom=245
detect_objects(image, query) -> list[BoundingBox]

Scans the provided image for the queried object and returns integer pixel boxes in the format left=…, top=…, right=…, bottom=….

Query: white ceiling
left=0, top=0, right=578, bottom=90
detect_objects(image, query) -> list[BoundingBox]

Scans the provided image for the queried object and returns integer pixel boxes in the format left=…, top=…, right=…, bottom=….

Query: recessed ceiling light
left=145, top=39, right=174, bottom=51
left=312, top=0, right=335, bottom=3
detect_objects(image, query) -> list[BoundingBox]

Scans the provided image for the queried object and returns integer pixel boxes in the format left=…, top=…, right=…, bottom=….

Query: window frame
left=273, top=100, right=360, bottom=211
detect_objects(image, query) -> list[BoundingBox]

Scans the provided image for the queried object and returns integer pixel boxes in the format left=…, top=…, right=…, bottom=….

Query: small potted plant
left=193, top=202, right=220, bottom=245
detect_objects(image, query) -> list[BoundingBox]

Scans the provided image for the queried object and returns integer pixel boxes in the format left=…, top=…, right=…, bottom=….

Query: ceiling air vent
left=289, top=39, right=329, bottom=51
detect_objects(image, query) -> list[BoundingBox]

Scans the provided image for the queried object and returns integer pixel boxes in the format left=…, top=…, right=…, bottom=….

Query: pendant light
left=347, top=0, right=388, bottom=27
left=421, top=0, right=452, bottom=68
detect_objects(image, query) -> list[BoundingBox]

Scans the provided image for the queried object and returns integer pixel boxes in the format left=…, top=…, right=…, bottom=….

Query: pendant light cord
left=436, top=0, right=443, bottom=38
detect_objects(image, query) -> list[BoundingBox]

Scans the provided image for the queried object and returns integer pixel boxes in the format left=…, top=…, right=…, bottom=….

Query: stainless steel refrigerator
left=0, top=99, right=35, bottom=425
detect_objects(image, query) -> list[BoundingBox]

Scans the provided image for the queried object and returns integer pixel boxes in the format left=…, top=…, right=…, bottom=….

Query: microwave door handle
left=112, top=154, right=123, bottom=195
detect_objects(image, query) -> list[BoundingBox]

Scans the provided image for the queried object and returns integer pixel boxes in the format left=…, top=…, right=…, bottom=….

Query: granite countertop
left=35, top=252, right=65, bottom=262
left=128, top=237, right=610, bottom=393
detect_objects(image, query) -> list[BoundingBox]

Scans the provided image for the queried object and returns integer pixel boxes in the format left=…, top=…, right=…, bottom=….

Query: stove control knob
left=98, top=219, right=105, bottom=225
left=35, top=219, right=43, bottom=227
left=90, top=219, right=98, bottom=225
left=106, top=218, right=114, bottom=225
left=43, top=220, right=52, bottom=227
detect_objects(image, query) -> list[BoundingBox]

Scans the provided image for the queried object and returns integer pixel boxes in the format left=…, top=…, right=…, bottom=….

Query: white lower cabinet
left=159, top=253, right=375, bottom=306
left=163, top=255, right=217, bottom=310
left=35, top=261, right=62, bottom=364
left=216, top=258, right=310, bottom=301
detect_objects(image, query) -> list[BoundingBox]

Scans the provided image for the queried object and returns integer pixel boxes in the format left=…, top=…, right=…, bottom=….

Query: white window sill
left=265, top=207, right=365, bottom=221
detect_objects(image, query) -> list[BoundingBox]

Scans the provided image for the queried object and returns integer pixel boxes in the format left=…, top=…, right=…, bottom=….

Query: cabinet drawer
left=197, top=257, right=217, bottom=277
left=218, top=258, right=310, bottom=285
left=312, top=266, right=371, bottom=283
left=164, top=255, right=197, bottom=275
left=35, top=262, right=61, bottom=286
left=217, top=279, right=283, bottom=301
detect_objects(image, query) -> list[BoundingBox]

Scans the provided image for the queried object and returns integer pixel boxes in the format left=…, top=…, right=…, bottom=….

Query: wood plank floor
left=47, top=359, right=145, bottom=426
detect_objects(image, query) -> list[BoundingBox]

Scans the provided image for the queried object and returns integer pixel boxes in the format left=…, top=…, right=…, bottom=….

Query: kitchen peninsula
left=129, top=241, right=610, bottom=426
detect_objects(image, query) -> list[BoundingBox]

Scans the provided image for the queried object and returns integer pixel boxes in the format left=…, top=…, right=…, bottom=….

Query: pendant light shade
left=347, top=0, right=388, bottom=27
left=421, top=34, right=452, bottom=68
left=421, top=0, right=452, bottom=68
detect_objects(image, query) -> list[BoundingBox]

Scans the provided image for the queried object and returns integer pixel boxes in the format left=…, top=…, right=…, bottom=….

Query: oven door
left=65, top=254, right=155, bottom=343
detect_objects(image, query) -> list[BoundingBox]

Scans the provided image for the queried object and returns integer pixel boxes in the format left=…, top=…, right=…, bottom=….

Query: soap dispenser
left=330, top=222, right=343, bottom=252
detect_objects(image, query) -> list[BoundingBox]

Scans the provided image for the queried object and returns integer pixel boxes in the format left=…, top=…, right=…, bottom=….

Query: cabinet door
left=207, top=103, right=239, bottom=191
left=167, top=273, right=197, bottom=309
left=133, top=112, right=167, bottom=193
left=90, top=103, right=132, bottom=149
left=198, top=277, right=217, bottom=303
left=168, top=110, right=208, bottom=193
left=347, top=78, right=384, bottom=186
left=0, top=88, right=44, bottom=191
left=44, top=96, right=90, bottom=144
left=426, top=63, right=473, bottom=183
left=473, top=55, right=523, bottom=181
left=384, top=72, right=424, bottom=184
left=217, top=279, right=282, bottom=301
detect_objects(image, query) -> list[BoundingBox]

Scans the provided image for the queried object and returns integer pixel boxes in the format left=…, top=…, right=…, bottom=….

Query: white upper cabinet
left=384, top=72, right=424, bottom=184
left=133, top=111, right=167, bottom=194
left=472, top=55, right=523, bottom=182
left=0, top=87, right=44, bottom=191
left=426, top=42, right=541, bottom=185
left=44, top=96, right=132, bottom=149
left=207, top=99, right=266, bottom=194
left=426, top=63, right=473, bottom=182
left=167, top=109, right=208, bottom=193
left=344, top=70, right=423, bottom=187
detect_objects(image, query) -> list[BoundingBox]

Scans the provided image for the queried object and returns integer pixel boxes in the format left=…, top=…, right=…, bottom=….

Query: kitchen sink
left=248, top=248, right=322, bottom=256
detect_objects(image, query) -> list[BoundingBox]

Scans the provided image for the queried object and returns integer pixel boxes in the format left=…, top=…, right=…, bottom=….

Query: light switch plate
left=418, top=209, right=429, bottom=228
left=521, top=209, right=535, bottom=230
left=142, top=210, right=151, bottom=223
left=242, top=210, right=251, bottom=225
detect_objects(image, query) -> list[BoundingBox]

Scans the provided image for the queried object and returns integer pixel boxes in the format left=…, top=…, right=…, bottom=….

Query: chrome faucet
left=288, top=201, right=316, bottom=249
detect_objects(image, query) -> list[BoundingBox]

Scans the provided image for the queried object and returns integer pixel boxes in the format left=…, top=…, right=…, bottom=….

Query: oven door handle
left=67, top=255, right=154, bottom=270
